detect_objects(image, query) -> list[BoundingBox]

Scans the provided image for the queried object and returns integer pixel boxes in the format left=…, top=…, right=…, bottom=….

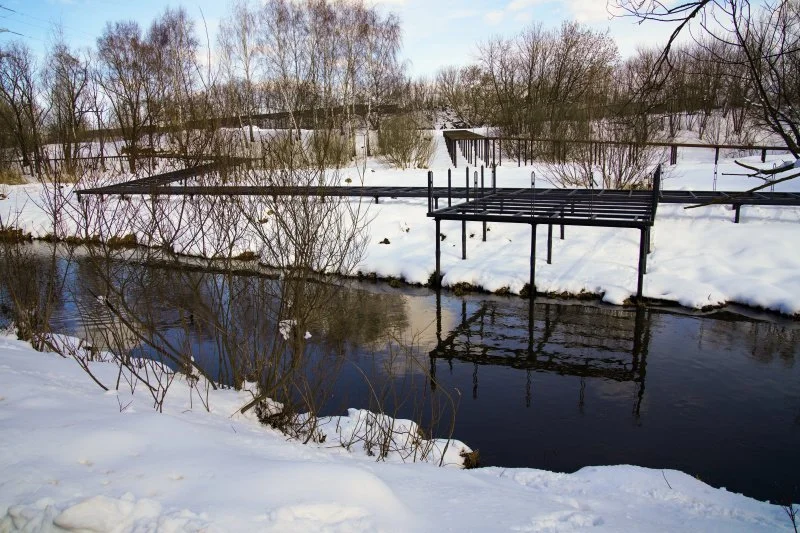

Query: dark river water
left=2, top=245, right=798, bottom=505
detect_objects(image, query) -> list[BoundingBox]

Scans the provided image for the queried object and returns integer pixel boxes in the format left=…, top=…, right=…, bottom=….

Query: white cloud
left=565, top=0, right=612, bottom=23
left=484, top=10, right=505, bottom=25
left=446, top=8, right=481, bottom=20
left=507, top=0, right=545, bottom=12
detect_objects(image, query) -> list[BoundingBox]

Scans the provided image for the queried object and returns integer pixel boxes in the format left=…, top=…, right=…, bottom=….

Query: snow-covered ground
left=4, top=130, right=799, bottom=316
left=1, top=335, right=795, bottom=532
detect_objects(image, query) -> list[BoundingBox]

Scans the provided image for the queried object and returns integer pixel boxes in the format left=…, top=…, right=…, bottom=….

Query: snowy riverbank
left=1, top=335, right=795, bottom=532
left=2, top=131, right=800, bottom=316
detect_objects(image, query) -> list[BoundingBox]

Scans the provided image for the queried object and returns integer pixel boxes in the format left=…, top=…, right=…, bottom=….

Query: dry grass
left=0, top=168, right=26, bottom=185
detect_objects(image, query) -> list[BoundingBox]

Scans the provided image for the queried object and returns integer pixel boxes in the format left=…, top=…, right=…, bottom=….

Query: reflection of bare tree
left=314, top=289, right=409, bottom=350
left=697, top=315, right=799, bottom=367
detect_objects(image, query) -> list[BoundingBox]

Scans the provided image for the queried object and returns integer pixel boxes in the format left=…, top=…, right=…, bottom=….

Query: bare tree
left=44, top=34, right=93, bottom=175
left=0, top=41, right=46, bottom=176
left=219, top=0, right=260, bottom=143
left=96, top=21, right=151, bottom=173
left=612, top=0, right=800, bottom=160
left=147, top=7, right=217, bottom=166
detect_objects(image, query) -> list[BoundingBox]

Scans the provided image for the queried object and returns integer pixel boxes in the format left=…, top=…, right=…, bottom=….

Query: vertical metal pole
left=466, top=167, right=470, bottom=202
left=447, top=168, right=452, bottom=207
left=734, top=204, right=741, bottom=223
left=492, top=164, right=497, bottom=192
left=463, top=166, right=469, bottom=260
left=481, top=166, right=486, bottom=241
left=462, top=220, right=467, bottom=260
left=530, top=224, right=537, bottom=299
left=637, top=228, right=647, bottom=303
left=761, top=148, right=767, bottom=163
left=547, top=224, right=553, bottom=264
left=560, top=207, right=565, bottom=240
left=499, top=139, right=502, bottom=166
left=473, top=171, right=478, bottom=214
left=427, top=170, right=433, bottom=213
left=435, top=218, right=441, bottom=287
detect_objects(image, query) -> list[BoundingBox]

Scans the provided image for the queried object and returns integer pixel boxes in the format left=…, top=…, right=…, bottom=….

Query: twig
left=662, top=469, right=673, bottom=490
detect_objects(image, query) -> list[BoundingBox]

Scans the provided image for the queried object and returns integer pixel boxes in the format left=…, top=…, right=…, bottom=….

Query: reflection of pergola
left=429, top=297, right=651, bottom=414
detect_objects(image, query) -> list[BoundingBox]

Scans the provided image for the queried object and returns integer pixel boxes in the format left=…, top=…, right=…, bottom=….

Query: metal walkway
left=426, top=168, right=662, bottom=302
left=75, top=164, right=800, bottom=302
left=77, top=164, right=800, bottom=222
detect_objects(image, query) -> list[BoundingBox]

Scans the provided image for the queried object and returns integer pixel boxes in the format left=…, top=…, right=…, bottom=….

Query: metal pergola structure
left=427, top=167, right=662, bottom=302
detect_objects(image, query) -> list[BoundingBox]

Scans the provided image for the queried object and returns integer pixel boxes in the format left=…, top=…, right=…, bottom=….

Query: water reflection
left=429, top=295, right=650, bottom=414
left=2, top=243, right=800, bottom=504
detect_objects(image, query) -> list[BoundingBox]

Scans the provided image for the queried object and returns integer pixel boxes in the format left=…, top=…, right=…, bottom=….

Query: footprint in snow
left=512, top=510, right=603, bottom=532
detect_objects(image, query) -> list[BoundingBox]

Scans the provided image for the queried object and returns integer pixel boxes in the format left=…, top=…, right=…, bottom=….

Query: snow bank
left=0, top=337, right=794, bottom=532
left=2, top=131, right=800, bottom=317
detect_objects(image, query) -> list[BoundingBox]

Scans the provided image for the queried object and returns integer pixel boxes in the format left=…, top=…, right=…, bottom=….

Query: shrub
left=378, top=114, right=436, bottom=169
left=0, top=168, right=25, bottom=185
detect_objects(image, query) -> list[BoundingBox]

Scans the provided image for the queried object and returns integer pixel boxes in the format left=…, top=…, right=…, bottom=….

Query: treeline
left=438, top=22, right=773, bottom=146
left=1, top=0, right=797, bottom=177
left=437, top=2, right=799, bottom=157
left=0, top=0, right=422, bottom=175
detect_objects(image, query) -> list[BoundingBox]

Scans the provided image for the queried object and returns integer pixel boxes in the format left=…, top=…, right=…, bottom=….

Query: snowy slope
left=0, top=337, right=793, bottom=532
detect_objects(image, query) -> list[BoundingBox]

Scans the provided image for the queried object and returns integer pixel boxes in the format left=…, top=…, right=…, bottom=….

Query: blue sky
left=0, top=0, right=678, bottom=78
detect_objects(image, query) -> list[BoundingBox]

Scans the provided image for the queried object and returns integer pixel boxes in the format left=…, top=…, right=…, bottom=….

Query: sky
left=0, top=0, right=680, bottom=78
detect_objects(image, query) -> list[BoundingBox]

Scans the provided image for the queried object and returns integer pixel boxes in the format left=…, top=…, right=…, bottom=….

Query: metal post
left=734, top=204, right=741, bottom=223
left=466, top=167, right=470, bottom=202
left=637, top=228, right=647, bottom=303
left=473, top=171, right=478, bottom=214
left=530, top=224, right=537, bottom=299
left=670, top=145, right=678, bottom=165
left=463, top=166, right=468, bottom=259
left=427, top=170, right=433, bottom=213
left=499, top=139, right=502, bottom=166
left=560, top=207, right=565, bottom=240
left=447, top=169, right=452, bottom=207
left=547, top=224, right=553, bottom=264
left=481, top=166, right=486, bottom=241
left=462, top=220, right=467, bottom=260
left=435, top=218, right=441, bottom=287
left=492, top=164, right=497, bottom=192
left=761, top=148, right=767, bottom=163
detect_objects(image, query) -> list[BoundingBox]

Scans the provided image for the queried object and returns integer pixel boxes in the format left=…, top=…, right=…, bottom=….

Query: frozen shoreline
left=2, top=131, right=800, bottom=317
left=0, top=336, right=794, bottom=532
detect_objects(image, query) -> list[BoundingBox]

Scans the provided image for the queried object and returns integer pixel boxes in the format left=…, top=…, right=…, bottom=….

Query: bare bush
left=378, top=114, right=436, bottom=169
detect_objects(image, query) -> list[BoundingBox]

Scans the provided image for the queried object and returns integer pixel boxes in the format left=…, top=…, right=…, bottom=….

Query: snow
left=0, top=335, right=794, bottom=532
left=2, top=130, right=799, bottom=316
